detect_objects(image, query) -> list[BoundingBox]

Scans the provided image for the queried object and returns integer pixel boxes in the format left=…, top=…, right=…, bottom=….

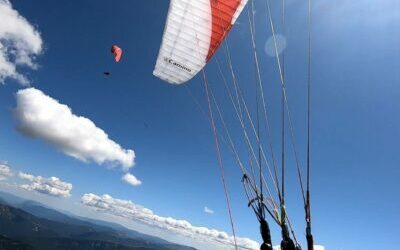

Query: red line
left=202, top=70, right=238, bottom=250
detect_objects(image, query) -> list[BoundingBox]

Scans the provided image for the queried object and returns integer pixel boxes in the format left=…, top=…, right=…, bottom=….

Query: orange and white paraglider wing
left=111, top=45, right=123, bottom=62
left=153, top=0, right=249, bottom=85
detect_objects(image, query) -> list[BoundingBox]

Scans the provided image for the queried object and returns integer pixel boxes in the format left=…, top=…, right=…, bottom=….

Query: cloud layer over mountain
left=19, top=171, right=73, bottom=197
left=81, top=193, right=260, bottom=250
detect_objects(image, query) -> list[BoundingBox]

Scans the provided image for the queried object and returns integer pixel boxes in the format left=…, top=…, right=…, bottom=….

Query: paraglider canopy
left=111, top=45, right=122, bottom=62
left=153, top=0, right=248, bottom=84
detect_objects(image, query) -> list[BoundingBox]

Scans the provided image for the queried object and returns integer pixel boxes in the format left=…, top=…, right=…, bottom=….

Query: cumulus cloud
left=204, top=206, right=214, bottom=215
left=122, top=173, right=142, bottom=187
left=81, top=193, right=259, bottom=250
left=14, top=88, right=135, bottom=171
left=0, top=162, right=13, bottom=181
left=0, top=0, right=42, bottom=85
left=18, top=171, right=72, bottom=198
left=274, top=245, right=325, bottom=250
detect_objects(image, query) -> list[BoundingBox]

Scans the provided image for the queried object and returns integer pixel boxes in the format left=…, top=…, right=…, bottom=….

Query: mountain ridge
left=0, top=191, right=196, bottom=250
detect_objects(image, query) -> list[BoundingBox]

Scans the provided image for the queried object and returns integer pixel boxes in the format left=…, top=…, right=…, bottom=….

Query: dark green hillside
left=0, top=199, right=196, bottom=250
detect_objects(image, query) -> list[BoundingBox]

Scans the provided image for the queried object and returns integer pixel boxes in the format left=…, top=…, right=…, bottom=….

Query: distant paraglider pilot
left=104, top=45, right=122, bottom=76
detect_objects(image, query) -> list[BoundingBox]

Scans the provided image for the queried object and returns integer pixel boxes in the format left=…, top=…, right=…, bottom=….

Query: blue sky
left=0, top=0, right=399, bottom=249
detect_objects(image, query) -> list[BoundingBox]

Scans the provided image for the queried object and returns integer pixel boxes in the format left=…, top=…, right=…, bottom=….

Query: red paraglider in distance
left=111, top=45, right=122, bottom=62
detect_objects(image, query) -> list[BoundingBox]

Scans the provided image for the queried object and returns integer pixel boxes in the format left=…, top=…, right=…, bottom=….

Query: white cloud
left=14, top=88, right=135, bottom=171
left=18, top=171, right=72, bottom=198
left=273, top=245, right=325, bottom=250
left=0, top=0, right=42, bottom=85
left=0, top=162, right=13, bottom=181
left=81, top=193, right=259, bottom=250
left=204, top=206, right=214, bottom=215
left=122, top=173, right=142, bottom=187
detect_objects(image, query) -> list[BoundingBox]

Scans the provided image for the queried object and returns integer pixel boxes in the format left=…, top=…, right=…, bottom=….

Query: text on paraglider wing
left=164, top=57, right=192, bottom=73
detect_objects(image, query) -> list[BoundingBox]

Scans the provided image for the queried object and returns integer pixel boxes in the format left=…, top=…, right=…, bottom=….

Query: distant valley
left=0, top=191, right=196, bottom=250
